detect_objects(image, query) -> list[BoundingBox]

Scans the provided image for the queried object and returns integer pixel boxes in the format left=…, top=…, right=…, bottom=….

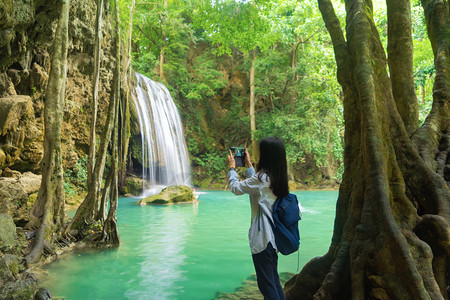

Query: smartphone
left=230, top=147, right=246, bottom=167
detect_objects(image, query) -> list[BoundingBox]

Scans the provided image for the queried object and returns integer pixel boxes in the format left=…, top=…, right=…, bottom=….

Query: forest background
left=122, top=0, right=434, bottom=191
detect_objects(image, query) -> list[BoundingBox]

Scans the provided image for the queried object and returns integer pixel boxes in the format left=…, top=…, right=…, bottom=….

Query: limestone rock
left=1, top=168, right=21, bottom=178
left=0, top=178, right=29, bottom=223
left=0, top=272, right=37, bottom=300
left=0, top=95, right=33, bottom=135
left=18, top=172, right=41, bottom=194
left=0, top=148, right=5, bottom=167
left=0, top=95, right=43, bottom=171
left=0, top=213, right=17, bottom=251
left=139, top=185, right=196, bottom=205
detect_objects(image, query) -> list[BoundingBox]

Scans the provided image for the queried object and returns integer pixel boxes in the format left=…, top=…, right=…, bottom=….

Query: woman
left=227, top=137, right=288, bottom=300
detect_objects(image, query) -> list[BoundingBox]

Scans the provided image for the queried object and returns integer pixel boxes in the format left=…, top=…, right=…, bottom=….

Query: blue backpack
left=267, top=193, right=301, bottom=255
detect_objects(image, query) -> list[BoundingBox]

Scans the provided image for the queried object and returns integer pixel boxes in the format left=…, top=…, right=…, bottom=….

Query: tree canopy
left=127, top=0, right=434, bottom=189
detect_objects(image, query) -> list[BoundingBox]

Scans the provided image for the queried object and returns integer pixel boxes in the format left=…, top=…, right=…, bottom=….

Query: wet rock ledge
left=139, top=185, right=197, bottom=205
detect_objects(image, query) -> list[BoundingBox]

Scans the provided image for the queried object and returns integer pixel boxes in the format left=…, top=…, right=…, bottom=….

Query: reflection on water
left=125, top=206, right=195, bottom=299
left=41, top=191, right=337, bottom=300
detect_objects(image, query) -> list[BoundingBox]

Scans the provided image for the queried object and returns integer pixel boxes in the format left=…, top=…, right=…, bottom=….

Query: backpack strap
left=258, top=202, right=276, bottom=232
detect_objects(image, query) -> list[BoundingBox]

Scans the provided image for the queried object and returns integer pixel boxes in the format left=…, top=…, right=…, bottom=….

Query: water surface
left=41, top=190, right=337, bottom=299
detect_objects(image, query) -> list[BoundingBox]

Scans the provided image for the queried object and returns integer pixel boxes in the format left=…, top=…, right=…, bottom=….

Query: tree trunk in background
left=118, top=0, right=135, bottom=194
left=387, top=0, right=419, bottom=136
left=87, top=0, right=104, bottom=187
left=250, top=49, right=257, bottom=161
left=284, top=0, right=449, bottom=299
left=68, top=2, right=119, bottom=235
left=289, top=36, right=301, bottom=114
left=159, top=45, right=165, bottom=81
left=159, top=0, right=167, bottom=82
left=100, top=0, right=121, bottom=246
left=25, top=0, right=70, bottom=265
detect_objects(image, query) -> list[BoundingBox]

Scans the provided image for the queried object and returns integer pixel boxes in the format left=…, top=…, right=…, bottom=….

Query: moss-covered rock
left=0, top=176, right=32, bottom=223
left=139, top=185, right=196, bottom=205
left=121, top=177, right=144, bottom=196
left=0, top=272, right=37, bottom=300
left=0, top=213, right=17, bottom=251
left=199, top=177, right=213, bottom=189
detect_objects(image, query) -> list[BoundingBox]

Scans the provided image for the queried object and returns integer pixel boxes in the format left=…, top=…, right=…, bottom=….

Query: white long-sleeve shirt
left=228, top=167, right=277, bottom=254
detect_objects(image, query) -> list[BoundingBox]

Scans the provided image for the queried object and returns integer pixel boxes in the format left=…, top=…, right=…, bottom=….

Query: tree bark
left=25, top=0, right=70, bottom=265
left=99, top=0, right=121, bottom=246
left=289, top=36, right=301, bottom=114
left=87, top=0, right=104, bottom=187
left=159, top=0, right=167, bottom=82
left=250, top=49, right=257, bottom=161
left=387, top=0, right=419, bottom=136
left=284, top=0, right=450, bottom=299
left=118, top=0, right=135, bottom=193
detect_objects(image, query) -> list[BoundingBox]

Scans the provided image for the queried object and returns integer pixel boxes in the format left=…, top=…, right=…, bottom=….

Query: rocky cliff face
left=0, top=0, right=115, bottom=174
left=0, top=1, right=116, bottom=297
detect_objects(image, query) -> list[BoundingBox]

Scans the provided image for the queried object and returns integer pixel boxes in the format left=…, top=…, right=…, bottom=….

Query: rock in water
left=139, top=185, right=196, bottom=205
left=215, top=272, right=295, bottom=300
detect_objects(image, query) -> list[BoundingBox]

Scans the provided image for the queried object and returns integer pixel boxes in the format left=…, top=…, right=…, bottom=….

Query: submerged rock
left=215, top=272, right=295, bottom=300
left=139, top=185, right=196, bottom=205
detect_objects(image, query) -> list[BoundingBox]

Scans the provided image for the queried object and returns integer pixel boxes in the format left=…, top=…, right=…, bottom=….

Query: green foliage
left=193, top=151, right=226, bottom=178
left=63, top=155, right=88, bottom=196
left=193, top=0, right=276, bottom=55
left=128, top=0, right=434, bottom=188
left=411, top=3, right=434, bottom=125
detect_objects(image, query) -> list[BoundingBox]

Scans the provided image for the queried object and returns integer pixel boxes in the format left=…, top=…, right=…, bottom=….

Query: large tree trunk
left=284, top=0, right=449, bottom=299
left=387, top=0, right=419, bottom=136
left=118, top=0, right=135, bottom=194
left=250, top=49, right=257, bottom=161
left=67, top=1, right=119, bottom=234
left=99, top=0, right=121, bottom=246
left=25, top=0, right=70, bottom=265
left=87, top=0, right=104, bottom=187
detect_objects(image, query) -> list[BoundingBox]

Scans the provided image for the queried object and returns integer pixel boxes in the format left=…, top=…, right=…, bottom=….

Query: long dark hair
left=257, top=137, right=289, bottom=197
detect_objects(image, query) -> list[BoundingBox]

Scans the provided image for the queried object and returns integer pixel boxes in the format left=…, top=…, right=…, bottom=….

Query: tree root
left=285, top=253, right=334, bottom=300
left=414, top=214, right=450, bottom=299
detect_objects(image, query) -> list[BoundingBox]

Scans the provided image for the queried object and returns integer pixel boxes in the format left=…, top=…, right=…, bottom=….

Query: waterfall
left=132, top=73, right=191, bottom=196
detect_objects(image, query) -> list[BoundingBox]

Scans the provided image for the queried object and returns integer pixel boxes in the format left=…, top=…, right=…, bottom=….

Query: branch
left=317, top=0, right=352, bottom=87
left=135, top=25, right=159, bottom=46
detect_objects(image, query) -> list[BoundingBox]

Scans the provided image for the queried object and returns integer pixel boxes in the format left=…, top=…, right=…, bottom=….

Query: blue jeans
left=251, top=243, right=285, bottom=300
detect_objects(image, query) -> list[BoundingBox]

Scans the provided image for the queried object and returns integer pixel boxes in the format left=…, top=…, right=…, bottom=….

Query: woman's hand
left=227, top=149, right=236, bottom=168
left=244, top=148, right=253, bottom=168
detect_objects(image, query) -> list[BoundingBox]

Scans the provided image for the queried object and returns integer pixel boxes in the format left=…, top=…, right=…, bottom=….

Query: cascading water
left=132, top=72, right=191, bottom=196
